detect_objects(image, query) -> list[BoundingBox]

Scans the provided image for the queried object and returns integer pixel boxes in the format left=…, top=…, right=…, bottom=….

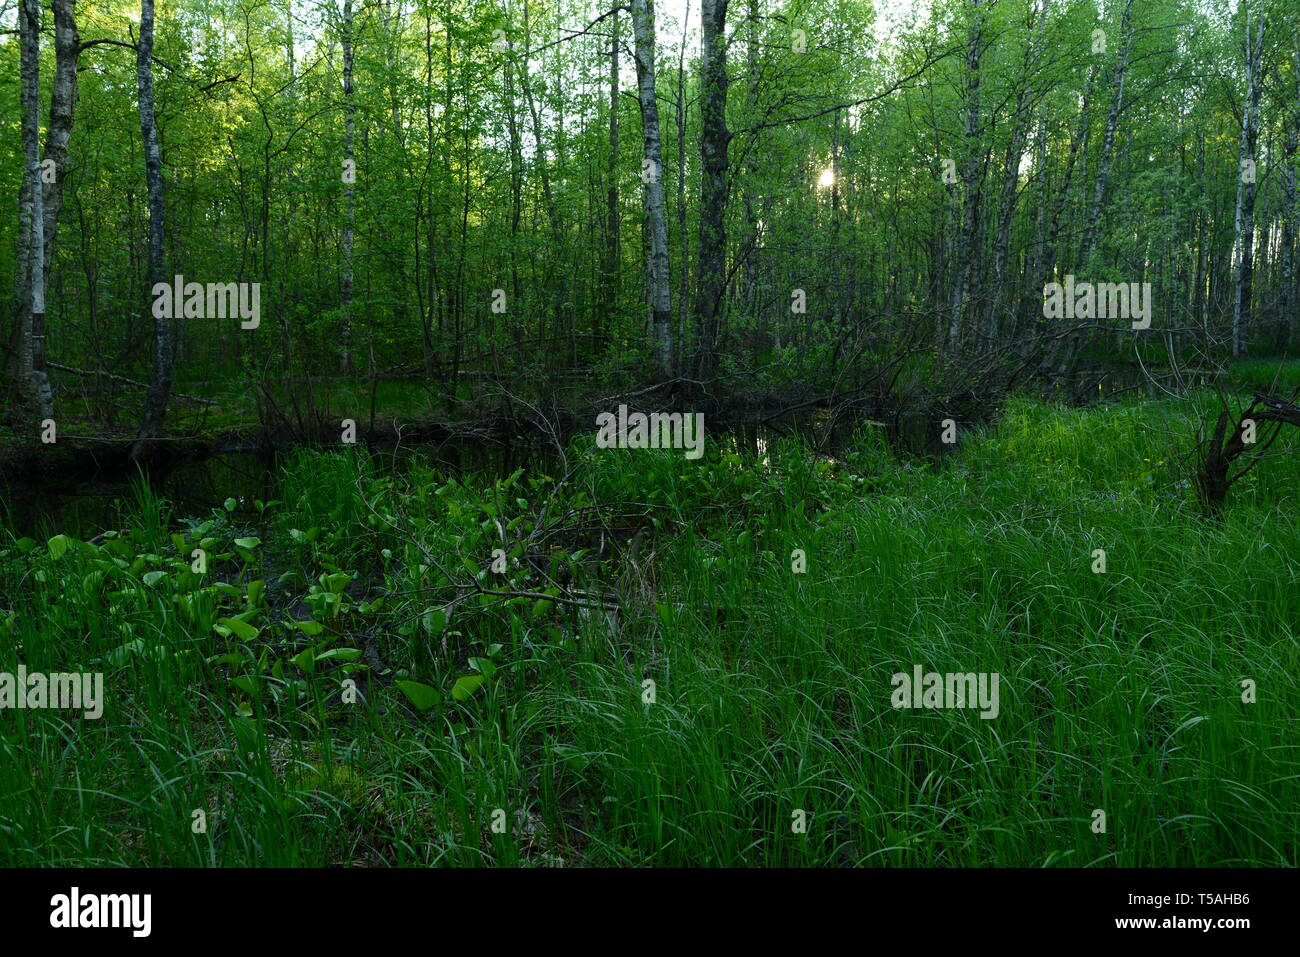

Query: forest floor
left=0, top=370, right=1298, bottom=865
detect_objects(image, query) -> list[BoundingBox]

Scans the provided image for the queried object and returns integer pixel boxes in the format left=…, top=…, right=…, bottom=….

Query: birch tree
left=631, top=0, right=673, bottom=378
left=18, top=0, right=54, bottom=421
left=135, top=0, right=172, bottom=445
left=1232, top=4, right=1265, bottom=358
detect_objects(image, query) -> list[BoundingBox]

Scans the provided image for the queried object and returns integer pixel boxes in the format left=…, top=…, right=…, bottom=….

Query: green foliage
left=2, top=388, right=1297, bottom=865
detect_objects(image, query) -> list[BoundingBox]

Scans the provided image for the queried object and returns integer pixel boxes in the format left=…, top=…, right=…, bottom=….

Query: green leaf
left=82, top=570, right=105, bottom=597
left=451, top=674, right=487, bottom=701
left=246, top=579, right=265, bottom=607
left=395, top=680, right=440, bottom=712
left=108, top=639, right=143, bottom=665
left=468, top=657, right=497, bottom=679
left=224, top=498, right=237, bottom=512
left=550, top=743, right=591, bottom=773
left=47, top=534, right=71, bottom=560
left=216, top=617, right=258, bottom=641
left=323, top=571, right=351, bottom=594
left=142, top=570, right=167, bottom=586
left=656, top=603, right=673, bottom=629
left=233, top=537, right=261, bottom=550
left=291, top=648, right=316, bottom=673
left=231, top=675, right=260, bottom=695
left=292, top=619, right=325, bottom=636
left=423, top=608, right=447, bottom=636
left=315, top=648, right=361, bottom=662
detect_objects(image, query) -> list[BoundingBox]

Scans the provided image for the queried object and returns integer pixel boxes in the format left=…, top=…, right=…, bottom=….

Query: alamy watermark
left=152, top=274, right=260, bottom=329
left=1042, top=274, right=1152, bottom=329
left=50, top=887, right=150, bottom=937
left=0, top=666, right=103, bottom=719
left=891, top=665, right=1000, bottom=719
left=595, top=405, right=705, bottom=459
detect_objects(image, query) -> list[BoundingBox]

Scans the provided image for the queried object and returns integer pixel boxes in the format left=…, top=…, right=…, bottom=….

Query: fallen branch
left=47, top=362, right=218, bottom=405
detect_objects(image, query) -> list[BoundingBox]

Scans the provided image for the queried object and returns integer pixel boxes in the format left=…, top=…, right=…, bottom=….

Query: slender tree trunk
left=420, top=4, right=450, bottom=380
left=135, top=0, right=171, bottom=445
left=632, top=0, right=673, bottom=379
left=17, top=0, right=53, bottom=420
left=693, top=0, right=730, bottom=380
left=603, top=10, right=621, bottom=326
left=986, top=1, right=1039, bottom=350
left=502, top=5, right=523, bottom=320
left=1054, top=0, right=1134, bottom=375
left=741, top=0, right=760, bottom=332
left=947, top=0, right=985, bottom=353
left=521, top=0, right=568, bottom=364
left=1233, top=6, right=1265, bottom=358
left=1192, top=133, right=1209, bottom=347
left=1041, top=66, right=1095, bottom=273
left=340, top=0, right=357, bottom=374
left=1078, top=0, right=1134, bottom=270
left=675, top=0, right=691, bottom=361
left=43, top=0, right=79, bottom=303
left=1284, top=36, right=1300, bottom=354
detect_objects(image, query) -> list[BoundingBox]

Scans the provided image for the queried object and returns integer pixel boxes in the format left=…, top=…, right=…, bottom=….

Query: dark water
left=1, top=407, right=938, bottom=540
left=2, top=451, right=280, bottom=539
left=0, top=437, right=560, bottom=540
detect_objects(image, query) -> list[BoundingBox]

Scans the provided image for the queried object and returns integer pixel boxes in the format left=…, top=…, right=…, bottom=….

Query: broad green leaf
left=452, top=674, right=487, bottom=702
left=216, top=617, right=258, bottom=641
left=468, top=657, right=497, bottom=679
left=231, top=675, right=260, bottom=695
left=82, top=570, right=105, bottom=597
left=395, top=680, right=440, bottom=712
left=324, top=571, right=351, bottom=594
left=423, top=608, right=447, bottom=636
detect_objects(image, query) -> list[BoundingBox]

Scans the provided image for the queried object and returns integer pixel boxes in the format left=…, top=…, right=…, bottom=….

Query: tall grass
left=0, top=391, right=1296, bottom=866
